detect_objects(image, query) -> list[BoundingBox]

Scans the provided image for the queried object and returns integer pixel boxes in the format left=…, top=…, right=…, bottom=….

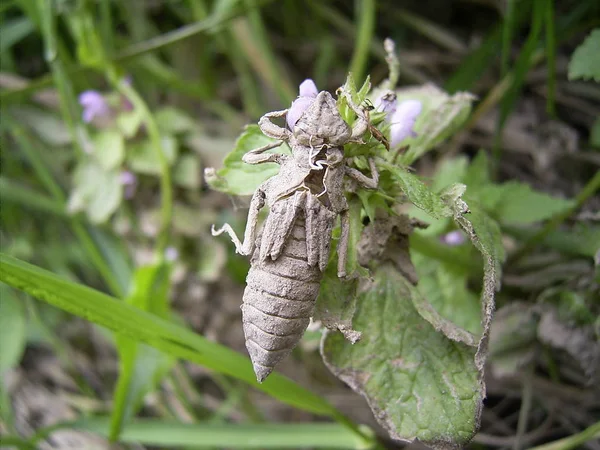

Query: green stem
left=528, top=421, right=600, bottom=450
left=0, top=0, right=278, bottom=106
left=349, top=0, right=376, bottom=82
left=35, top=0, right=88, bottom=158
left=0, top=177, right=66, bottom=217
left=544, top=0, right=557, bottom=116
left=508, top=171, right=600, bottom=265
left=109, top=70, right=173, bottom=256
left=9, top=122, right=125, bottom=297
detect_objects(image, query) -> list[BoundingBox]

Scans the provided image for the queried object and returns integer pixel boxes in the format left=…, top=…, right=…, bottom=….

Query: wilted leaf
left=322, top=199, right=503, bottom=447
left=322, top=266, right=481, bottom=449
left=537, top=306, right=600, bottom=384
left=68, top=161, right=122, bottom=224
left=93, top=129, right=125, bottom=170
left=389, top=84, right=475, bottom=165
left=128, top=136, right=178, bottom=175
left=0, top=286, right=27, bottom=373
left=568, top=28, right=600, bottom=82
left=488, top=303, right=539, bottom=378
left=380, top=161, right=451, bottom=219
left=205, top=125, right=286, bottom=196
left=173, top=153, right=201, bottom=189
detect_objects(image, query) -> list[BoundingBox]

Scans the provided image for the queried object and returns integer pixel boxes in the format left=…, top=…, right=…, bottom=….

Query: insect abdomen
left=242, top=217, right=322, bottom=382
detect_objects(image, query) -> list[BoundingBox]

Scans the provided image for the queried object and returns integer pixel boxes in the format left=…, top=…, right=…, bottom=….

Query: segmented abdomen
left=242, top=215, right=322, bottom=382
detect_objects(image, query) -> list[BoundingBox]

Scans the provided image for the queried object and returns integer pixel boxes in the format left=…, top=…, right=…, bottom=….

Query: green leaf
left=0, top=16, right=34, bottom=53
left=155, top=107, right=197, bottom=134
left=75, top=417, right=369, bottom=449
left=322, top=204, right=503, bottom=447
left=392, top=84, right=475, bottom=165
left=128, top=136, right=178, bottom=175
left=479, top=181, right=575, bottom=225
left=590, top=116, right=600, bottom=148
left=173, top=153, right=201, bottom=189
left=0, top=254, right=342, bottom=417
left=110, top=263, right=175, bottom=440
left=412, top=252, right=482, bottom=337
left=314, top=266, right=361, bottom=343
left=117, top=109, right=144, bottom=138
left=205, top=125, right=284, bottom=196
left=92, top=130, right=125, bottom=170
left=322, top=266, right=481, bottom=448
left=67, top=161, right=122, bottom=224
left=462, top=150, right=491, bottom=189
left=568, top=28, right=600, bottom=82
left=8, top=106, right=71, bottom=146
left=0, top=286, right=27, bottom=373
left=380, top=161, right=451, bottom=219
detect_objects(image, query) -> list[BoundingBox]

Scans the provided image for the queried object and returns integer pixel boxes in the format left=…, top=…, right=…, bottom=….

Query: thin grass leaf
left=0, top=16, right=34, bottom=53
left=349, top=0, right=376, bottom=83
left=498, top=0, right=544, bottom=131
left=0, top=254, right=358, bottom=423
left=70, top=418, right=371, bottom=449
left=544, top=0, right=557, bottom=115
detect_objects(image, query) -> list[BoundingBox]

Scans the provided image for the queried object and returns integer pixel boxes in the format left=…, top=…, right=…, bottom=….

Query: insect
left=212, top=89, right=379, bottom=382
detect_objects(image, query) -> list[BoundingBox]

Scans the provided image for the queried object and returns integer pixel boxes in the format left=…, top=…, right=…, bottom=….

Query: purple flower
left=440, top=230, right=466, bottom=246
left=299, top=79, right=318, bottom=97
left=165, top=246, right=179, bottom=262
left=287, top=79, right=319, bottom=130
left=78, top=90, right=111, bottom=123
left=389, top=100, right=422, bottom=147
left=119, top=170, right=137, bottom=199
left=375, top=92, right=397, bottom=116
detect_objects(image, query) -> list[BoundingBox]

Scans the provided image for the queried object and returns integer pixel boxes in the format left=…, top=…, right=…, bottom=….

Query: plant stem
left=108, top=70, right=173, bottom=256
left=349, top=0, right=376, bottom=83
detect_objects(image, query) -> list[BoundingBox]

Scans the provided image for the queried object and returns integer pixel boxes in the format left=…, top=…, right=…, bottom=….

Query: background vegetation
left=0, top=0, right=599, bottom=449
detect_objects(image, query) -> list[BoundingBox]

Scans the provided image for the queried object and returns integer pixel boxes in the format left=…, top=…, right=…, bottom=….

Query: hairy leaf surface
left=205, top=125, right=286, bottom=196
left=322, top=266, right=481, bottom=449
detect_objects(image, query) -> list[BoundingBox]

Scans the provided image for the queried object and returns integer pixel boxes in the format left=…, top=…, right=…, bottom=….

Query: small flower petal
left=119, top=171, right=137, bottom=185
left=78, top=90, right=110, bottom=123
left=375, top=92, right=397, bottom=116
left=287, top=96, right=315, bottom=130
left=165, top=246, right=179, bottom=262
left=440, top=230, right=466, bottom=246
left=298, top=79, right=318, bottom=98
left=389, top=99, right=422, bottom=147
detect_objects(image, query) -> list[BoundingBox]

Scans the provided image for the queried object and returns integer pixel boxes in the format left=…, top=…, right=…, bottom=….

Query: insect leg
left=337, top=209, right=350, bottom=277
left=345, top=158, right=379, bottom=189
left=212, top=186, right=266, bottom=256
left=258, top=109, right=292, bottom=141
left=242, top=140, right=285, bottom=165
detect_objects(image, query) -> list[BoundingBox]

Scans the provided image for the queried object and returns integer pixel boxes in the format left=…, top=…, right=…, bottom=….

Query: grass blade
left=0, top=254, right=355, bottom=423
left=349, top=0, right=376, bottom=82
left=68, top=418, right=371, bottom=448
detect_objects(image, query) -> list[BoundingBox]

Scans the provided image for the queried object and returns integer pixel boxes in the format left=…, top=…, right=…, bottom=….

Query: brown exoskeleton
left=212, top=90, right=379, bottom=382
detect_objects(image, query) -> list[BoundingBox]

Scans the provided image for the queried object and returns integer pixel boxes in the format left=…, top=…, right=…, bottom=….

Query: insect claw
left=211, top=224, right=223, bottom=236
